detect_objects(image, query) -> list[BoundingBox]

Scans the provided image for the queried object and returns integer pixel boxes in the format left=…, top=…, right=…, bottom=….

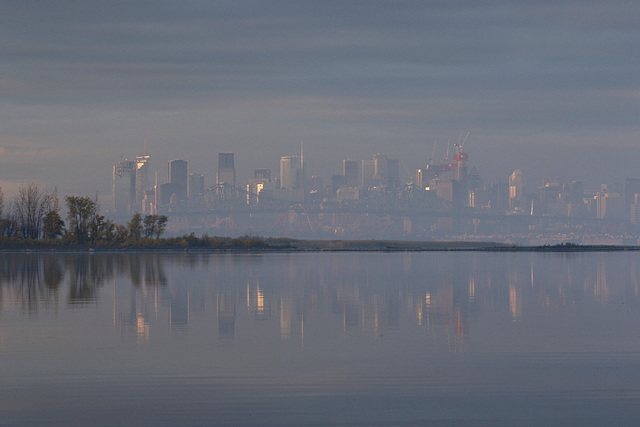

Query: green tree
left=127, top=213, right=143, bottom=242
left=143, top=215, right=157, bottom=238
left=43, top=210, right=65, bottom=239
left=65, top=196, right=97, bottom=244
left=113, top=224, right=128, bottom=244
left=142, top=215, right=169, bottom=239
left=155, top=215, right=168, bottom=239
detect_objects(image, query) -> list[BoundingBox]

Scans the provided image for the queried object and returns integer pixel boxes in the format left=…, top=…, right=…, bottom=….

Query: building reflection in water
left=217, top=288, right=236, bottom=339
left=1, top=252, right=640, bottom=350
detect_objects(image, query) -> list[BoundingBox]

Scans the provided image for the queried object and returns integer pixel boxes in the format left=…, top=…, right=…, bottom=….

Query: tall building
left=509, top=169, right=526, bottom=211
left=112, top=159, right=137, bottom=215
left=625, top=178, right=640, bottom=207
left=373, top=154, right=400, bottom=188
left=280, top=155, right=304, bottom=189
left=597, top=191, right=625, bottom=220
left=343, top=160, right=359, bottom=187
left=168, top=159, right=188, bottom=201
left=254, top=169, right=271, bottom=181
left=415, top=168, right=426, bottom=189
left=135, top=154, right=150, bottom=206
left=361, top=159, right=375, bottom=188
left=332, top=175, right=347, bottom=194
left=188, top=173, right=204, bottom=197
left=217, top=152, right=236, bottom=186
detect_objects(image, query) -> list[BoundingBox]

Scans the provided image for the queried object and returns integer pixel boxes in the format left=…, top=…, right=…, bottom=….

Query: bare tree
left=14, top=183, right=54, bottom=239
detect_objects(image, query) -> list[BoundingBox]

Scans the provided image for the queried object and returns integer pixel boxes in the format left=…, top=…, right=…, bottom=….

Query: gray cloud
left=1, top=0, right=638, bottom=196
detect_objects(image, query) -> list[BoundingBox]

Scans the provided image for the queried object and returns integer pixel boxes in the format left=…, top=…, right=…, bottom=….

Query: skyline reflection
left=1, top=252, right=639, bottom=351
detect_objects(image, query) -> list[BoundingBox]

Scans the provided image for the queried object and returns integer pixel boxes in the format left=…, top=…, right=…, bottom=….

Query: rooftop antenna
left=300, top=141, right=304, bottom=170
left=445, top=139, right=451, bottom=161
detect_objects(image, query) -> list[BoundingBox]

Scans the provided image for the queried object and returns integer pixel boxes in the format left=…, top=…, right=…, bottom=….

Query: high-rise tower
left=136, top=154, right=150, bottom=204
left=280, top=155, right=304, bottom=189
left=217, top=153, right=236, bottom=186
left=113, top=158, right=137, bottom=215
left=168, top=159, right=188, bottom=200
left=343, top=159, right=359, bottom=188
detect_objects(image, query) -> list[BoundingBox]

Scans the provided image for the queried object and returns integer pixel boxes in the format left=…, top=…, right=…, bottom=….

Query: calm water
left=1, top=251, right=640, bottom=426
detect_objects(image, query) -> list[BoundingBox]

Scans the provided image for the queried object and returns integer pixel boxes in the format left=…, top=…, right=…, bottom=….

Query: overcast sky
left=1, top=0, right=638, bottom=198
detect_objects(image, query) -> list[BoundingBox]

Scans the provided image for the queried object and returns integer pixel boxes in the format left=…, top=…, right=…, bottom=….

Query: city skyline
left=1, top=1, right=638, bottom=199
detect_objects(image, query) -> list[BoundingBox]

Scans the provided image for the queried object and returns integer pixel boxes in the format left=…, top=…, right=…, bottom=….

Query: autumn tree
left=43, top=210, right=65, bottom=239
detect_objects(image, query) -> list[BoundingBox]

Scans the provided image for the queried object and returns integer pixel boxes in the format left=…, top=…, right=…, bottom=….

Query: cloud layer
left=1, top=1, right=639, bottom=195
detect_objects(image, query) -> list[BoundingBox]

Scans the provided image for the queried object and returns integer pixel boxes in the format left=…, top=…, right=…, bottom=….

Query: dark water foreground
left=1, top=252, right=640, bottom=426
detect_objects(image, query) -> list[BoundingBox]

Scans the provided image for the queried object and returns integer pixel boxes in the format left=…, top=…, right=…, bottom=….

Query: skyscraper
left=343, top=159, right=358, bottom=187
left=188, top=173, right=204, bottom=197
left=254, top=169, right=271, bottom=181
left=361, top=159, right=375, bottom=188
left=112, top=158, right=137, bottom=215
left=217, top=152, right=236, bottom=186
left=280, top=155, right=304, bottom=189
left=373, top=154, right=399, bottom=188
left=168, top=159, right=188, bottom=200
left=135, top=154, right=150, bottom=205
left=509, top=169, right=526, bottom=211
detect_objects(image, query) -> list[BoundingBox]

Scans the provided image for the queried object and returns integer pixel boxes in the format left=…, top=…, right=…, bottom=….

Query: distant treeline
left=0, top=183, right=280, bottom=249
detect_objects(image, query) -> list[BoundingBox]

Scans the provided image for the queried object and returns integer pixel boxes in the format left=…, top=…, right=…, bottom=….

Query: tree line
left=0, top=183, right=167, bottom=246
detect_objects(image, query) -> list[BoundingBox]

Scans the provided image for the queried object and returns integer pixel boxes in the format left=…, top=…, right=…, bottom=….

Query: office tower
left=343, top=160, right=358, bottom=187
left=332, top=175, right=347, bottom=194
left=625, top=178, right=640, bottom=207
left=597, top=192, right=625, bottom=220
left=631, top=194, right=640, bottom=224
left=189, top=173, right=204, bottom=197
left=135, top=154, right=150, bottom=206
left=373, top=153, right=389, bottom=180
left=361, top=159, right=375, bottom=188
left=280, top=155, right=304, bottom=189
left=509, top=169, right=525, bottom=210
left=254, top=169, right=271, bottom=181
left=388, top=158, right=400, bottom=187
left=308, top=176, right=324, bottom=193
left=467, top=167, right=482, bottom=191
left=415, top=168, right=425, bottom=189
left=112, top=159, right=137, bottom=215
left=488, top=182, right=510, bottom=214
left=564, top=181, right=584, bottom=205
left=373, top=154, right=400, bottom=188
left=168, top=159, right=188, bottom=201
left=217, top=152, right=236, bottom=186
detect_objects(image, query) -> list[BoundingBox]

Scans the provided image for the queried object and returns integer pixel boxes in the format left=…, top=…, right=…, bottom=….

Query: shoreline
left=1, top=241, right=639, bottom=254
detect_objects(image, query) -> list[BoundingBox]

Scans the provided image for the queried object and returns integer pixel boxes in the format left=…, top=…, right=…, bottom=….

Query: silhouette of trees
left=143, top=215, right=168, bottom=239
left=65, top=195, right=98, bottom=244
left=127, top=213, right=143, bottom=242
left=14, top=183, right=56, bottom=239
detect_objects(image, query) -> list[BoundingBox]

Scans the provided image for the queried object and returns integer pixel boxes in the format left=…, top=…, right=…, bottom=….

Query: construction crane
left=429, top=139, right=437, bottom=166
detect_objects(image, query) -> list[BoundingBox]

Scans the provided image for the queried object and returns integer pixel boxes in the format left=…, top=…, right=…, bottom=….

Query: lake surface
left=1, top=251, right=640, bottom=426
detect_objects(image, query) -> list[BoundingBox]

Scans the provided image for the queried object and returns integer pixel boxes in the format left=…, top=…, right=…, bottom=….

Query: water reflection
left=0, top=252, right=639, bottom=350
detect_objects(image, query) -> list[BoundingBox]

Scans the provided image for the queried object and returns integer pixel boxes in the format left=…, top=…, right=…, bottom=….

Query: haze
left=1, top=1, right=638, bottom=198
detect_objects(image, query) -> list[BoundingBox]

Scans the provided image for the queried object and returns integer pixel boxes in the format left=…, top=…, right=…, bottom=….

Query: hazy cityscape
left=111, top=143, right=640, bottom=244
left=2, top=2, right=640, bottom=425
